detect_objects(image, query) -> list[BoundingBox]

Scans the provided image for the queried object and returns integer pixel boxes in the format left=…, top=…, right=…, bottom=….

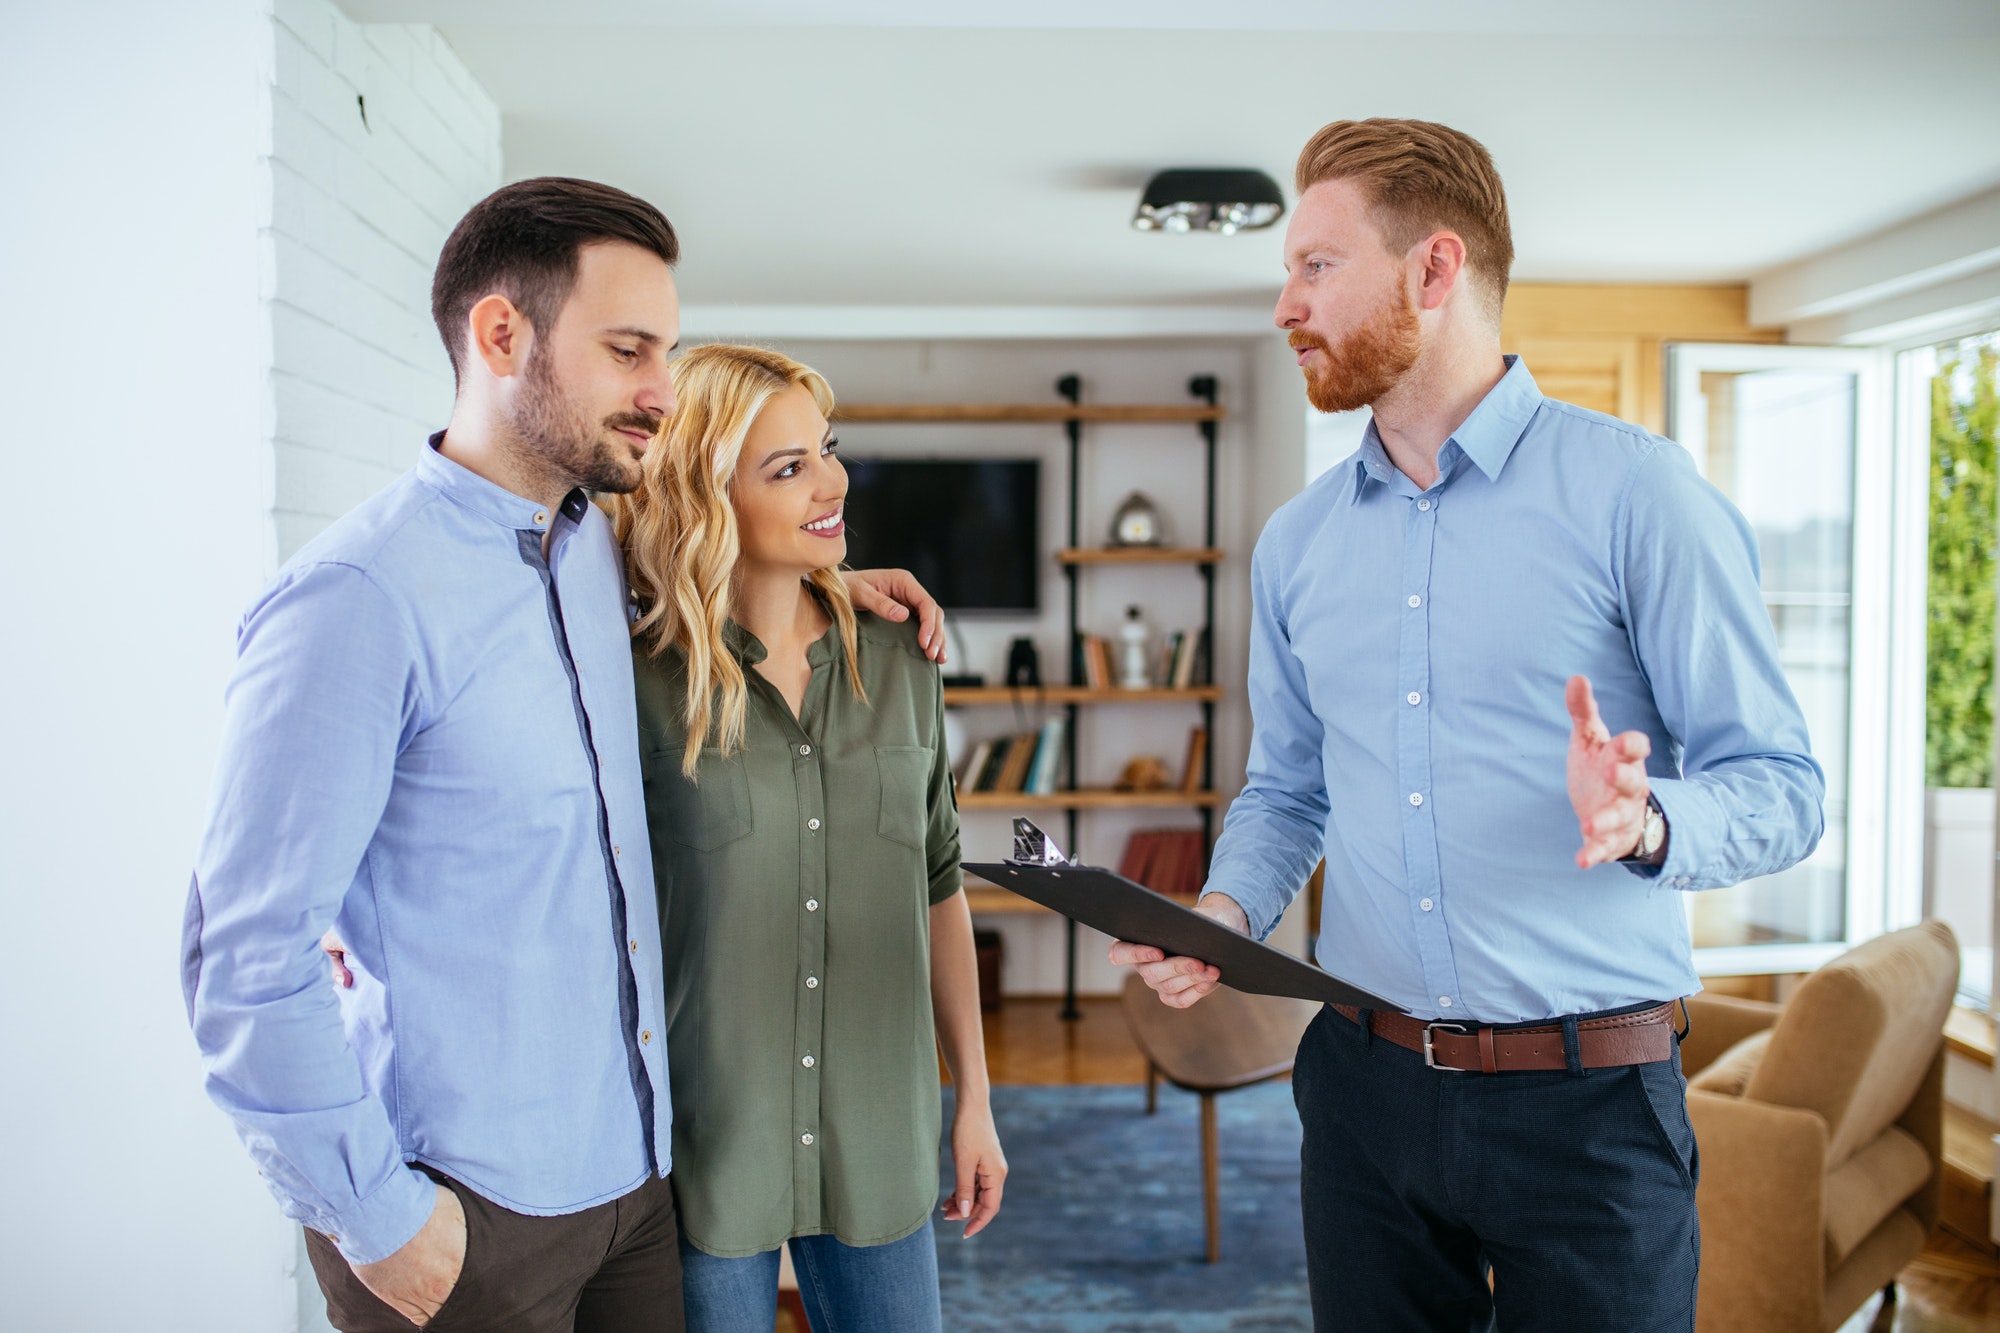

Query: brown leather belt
left=1331, top=1001, right=1678, bottom=1073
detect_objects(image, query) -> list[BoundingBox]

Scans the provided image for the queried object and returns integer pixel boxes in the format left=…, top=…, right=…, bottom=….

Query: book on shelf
left=1079, top=635, right=1113, bottom=690
left=1024, top=715, right=1066, bottom=796
left=974, top=738, right=1012, bottom=792
left=958, top=739, right=994, bottom=792
left=1117, top=828, right=1207, bottom=899
left=995, top=733, right=1038, bottom=793
left=1180, top=725, right=1209, bottom=793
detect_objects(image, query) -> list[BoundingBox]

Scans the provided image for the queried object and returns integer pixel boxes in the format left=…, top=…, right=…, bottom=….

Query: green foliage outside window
left=1926, top=338, right=2000, bottom=788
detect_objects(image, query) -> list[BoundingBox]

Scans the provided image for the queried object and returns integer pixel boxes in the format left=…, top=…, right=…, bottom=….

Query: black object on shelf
left=1006, top=637, right=1041, bottom=687
left=941, top=673, right=987, bottom=688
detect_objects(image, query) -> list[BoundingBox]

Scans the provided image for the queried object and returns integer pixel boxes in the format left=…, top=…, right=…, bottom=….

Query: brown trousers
left=304, top=1170, right=685, bottom=1333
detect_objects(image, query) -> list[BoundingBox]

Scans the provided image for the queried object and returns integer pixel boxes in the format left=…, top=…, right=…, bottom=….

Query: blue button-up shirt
left=1208, top=358, right=1824, bottom=1024
left=184, top=437, right=671, bottom=1265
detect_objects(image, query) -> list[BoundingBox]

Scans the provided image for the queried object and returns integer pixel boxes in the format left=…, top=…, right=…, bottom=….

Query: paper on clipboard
left=965, top=820, right=1403, bottom=1013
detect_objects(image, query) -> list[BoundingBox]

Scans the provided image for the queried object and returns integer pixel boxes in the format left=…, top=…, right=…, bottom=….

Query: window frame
left=1664, top=342, right=1907, bottom=977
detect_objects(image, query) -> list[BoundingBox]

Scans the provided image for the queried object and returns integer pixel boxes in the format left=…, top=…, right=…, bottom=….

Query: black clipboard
left=966, top=828, right=1402, bottom=1012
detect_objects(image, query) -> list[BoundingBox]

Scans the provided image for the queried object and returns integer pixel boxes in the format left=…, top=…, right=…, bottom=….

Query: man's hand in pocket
left=353, top=1184, right=467, bottom=1327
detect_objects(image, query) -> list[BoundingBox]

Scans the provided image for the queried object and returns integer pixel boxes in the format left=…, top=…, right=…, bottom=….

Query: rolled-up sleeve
left=1201, top=529, right=1331, bottom=940
left=182, top=560, right=435, bottom=1264
left=1615, top=444, right=1826, bottom=890
left=925, top=680, right=963, bottom=905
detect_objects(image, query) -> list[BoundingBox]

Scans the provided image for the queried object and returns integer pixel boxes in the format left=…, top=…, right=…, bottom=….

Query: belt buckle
left=1422, top=1021, right=1472, bottom=1071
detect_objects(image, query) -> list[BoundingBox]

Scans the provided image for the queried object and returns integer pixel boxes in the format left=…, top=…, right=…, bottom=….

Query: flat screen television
left=840, top=458, right=1039, bottom=613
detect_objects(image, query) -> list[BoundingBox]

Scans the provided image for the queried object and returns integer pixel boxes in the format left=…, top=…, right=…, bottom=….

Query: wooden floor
left=981, top=996, right=2000, bottom=1331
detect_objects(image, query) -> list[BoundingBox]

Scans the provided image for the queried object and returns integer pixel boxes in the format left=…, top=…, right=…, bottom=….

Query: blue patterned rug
left=936, top=1083, right=1311, bottom=1332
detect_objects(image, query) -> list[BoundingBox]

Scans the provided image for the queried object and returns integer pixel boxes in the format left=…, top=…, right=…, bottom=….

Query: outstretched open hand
left=1565, top=675, right=1652, bottom=870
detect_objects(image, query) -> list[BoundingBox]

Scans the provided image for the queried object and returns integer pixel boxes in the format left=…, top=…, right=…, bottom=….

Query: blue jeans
left=679, top=1222, right=941, bottom=1333
left=1293, top=1004, right=1699, bottom=1332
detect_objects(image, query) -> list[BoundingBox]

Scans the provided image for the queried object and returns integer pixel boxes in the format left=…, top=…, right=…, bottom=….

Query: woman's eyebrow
left=760, top=446, right=809, bottom=468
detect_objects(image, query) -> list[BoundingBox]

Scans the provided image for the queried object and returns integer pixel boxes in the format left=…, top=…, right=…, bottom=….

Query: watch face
left=1116, top=511, right=1156, bottom=544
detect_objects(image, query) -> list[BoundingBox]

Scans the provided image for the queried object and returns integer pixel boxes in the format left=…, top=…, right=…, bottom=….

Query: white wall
left=2, top=3, right=498, bottom=1328
left=0, top=2, right=294, bottom=1330
left=765, top=335, right=1314, bottom=993
left=269, top=0, right=500, bottom=558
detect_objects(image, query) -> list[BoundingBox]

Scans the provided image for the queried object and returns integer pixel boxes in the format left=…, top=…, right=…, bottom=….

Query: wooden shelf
left=962, top=882, right=1054, bottom=915
left=1057, top=546, right=1224, bottom=566
left=834, top=403, right=1224, bottom=424
left=943, top=685, right=1221, bottom=706
left=957, top=788, right=1224, bottom=811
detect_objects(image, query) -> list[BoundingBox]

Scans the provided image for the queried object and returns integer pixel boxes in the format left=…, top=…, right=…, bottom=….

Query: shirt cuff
left=307, top=1165, right=437, bottom=1267
left=1199, top=869, right=1290, bottom=942
left=1642, top=777, right=1714, bottom=891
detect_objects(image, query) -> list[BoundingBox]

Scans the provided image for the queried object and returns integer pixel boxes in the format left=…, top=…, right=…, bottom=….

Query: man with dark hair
left=1115, top=120, right=1823, bottom=1329
left=184, top=177, right=944, bottom=1332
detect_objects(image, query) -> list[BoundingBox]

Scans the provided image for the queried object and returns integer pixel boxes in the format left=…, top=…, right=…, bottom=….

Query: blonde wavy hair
left=606, top=343, right=865, bottom=779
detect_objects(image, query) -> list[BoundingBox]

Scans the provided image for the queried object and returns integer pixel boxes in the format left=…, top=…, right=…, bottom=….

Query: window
left=1667, top=344, right=1906, bottom=975
left=1914, top=330, right=2000, bottom=1011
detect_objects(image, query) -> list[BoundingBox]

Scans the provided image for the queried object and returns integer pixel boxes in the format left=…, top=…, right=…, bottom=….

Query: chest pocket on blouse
left=657, top=747, right=754, bottom=851
left=875, top=746, right=932, bottom=851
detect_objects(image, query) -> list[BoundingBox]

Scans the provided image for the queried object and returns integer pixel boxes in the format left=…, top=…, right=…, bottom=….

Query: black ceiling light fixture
left=1132, top=168, right=1286, bottom=235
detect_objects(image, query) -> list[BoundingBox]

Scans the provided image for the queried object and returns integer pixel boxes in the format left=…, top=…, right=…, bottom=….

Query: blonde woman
left=605, top=345, right=1004, bottom=1332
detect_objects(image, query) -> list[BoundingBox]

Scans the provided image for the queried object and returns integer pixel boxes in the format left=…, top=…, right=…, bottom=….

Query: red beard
left=1289, top=286, right=1421, bottom=414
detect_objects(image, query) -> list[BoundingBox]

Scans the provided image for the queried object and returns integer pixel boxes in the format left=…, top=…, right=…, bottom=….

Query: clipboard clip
left=1008, top=818, right=1076, bottom=867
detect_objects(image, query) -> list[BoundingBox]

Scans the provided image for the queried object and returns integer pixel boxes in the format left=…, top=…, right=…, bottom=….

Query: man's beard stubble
left=1289, top=284, right=1422, bottom=415
left=511, top=347, right=660, bottom=496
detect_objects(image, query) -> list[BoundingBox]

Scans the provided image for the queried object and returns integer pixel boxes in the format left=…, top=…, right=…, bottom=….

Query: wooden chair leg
left=1146, top=1061, right=1158, bottom=1114
left=1201, top=1091, right=1220, bottom=1263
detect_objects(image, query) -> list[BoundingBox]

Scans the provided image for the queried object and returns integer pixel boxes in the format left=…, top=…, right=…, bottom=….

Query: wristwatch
left=1619, top=794, right=1668, bottom=866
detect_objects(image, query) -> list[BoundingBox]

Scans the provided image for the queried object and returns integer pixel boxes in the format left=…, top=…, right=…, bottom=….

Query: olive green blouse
left=633, top=610, right=962, bottom=1258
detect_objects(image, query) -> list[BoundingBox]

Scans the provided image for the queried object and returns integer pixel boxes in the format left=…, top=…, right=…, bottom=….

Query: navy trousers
left=1292, top=1004, right=1699, bottom=1332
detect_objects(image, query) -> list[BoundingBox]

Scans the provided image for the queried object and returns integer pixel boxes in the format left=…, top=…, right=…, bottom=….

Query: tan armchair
left=1682, top=920, right=1959, bottom=1333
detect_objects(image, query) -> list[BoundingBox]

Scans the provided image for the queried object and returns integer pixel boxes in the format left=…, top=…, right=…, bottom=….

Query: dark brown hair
left=431, top=177, right=680, bottom=381
left=1295, top=119, right=1513, bottom=320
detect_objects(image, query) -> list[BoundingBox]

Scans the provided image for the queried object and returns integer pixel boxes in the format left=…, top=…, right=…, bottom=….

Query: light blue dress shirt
left=184, top=437, right=671, bottom=1266
left=1207, top=358, right=1824, bottom=1024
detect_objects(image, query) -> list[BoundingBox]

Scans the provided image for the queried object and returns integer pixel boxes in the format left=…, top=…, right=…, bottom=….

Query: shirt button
left=1409, top=792, right=1424, bottom=807
left=1438, top=996, right=1453, bottom=1008
left=1417, top=498, right=1432, bottom=511
left=801, top=1133, right=815, bottom=1146
left=800, top=743, right=813, bottom=756
left=805, top=976, right=819, bottom=989
left=640, top=1030, right=652, bottom=1044
left=1407, top=594, right=1422, bottom=608
left=808, top=818, right=822, bottom=831
left=1406, top=691, right=1421, bottom=705
left=613, top=845, right=621, bottom=858
left=630, top=939, right=639, bottom=953
left=532, top=510, right=548, bottom=526
left=802, top=1055, right=816, bottom=1068
left=1420, top=898, right=1434, bottom=912
left=805, top=899, right=819, bottom=912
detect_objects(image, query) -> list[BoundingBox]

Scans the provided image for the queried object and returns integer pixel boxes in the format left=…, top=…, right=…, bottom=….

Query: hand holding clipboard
left=968, top=821, right=1400, bottom=1013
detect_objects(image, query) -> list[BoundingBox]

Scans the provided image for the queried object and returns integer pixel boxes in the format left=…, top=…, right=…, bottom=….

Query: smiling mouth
left=803, top=508, right=845, bottom=537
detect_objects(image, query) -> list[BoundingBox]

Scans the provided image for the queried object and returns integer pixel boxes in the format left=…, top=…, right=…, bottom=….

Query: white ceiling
left=349, top=2, right=2000, bottom=310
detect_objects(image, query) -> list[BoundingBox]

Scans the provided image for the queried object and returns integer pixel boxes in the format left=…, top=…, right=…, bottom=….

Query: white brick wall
left=266, top=0, right=500, bottom=558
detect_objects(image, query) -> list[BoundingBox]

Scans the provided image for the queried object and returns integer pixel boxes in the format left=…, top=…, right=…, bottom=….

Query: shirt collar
left=417, top=431, right=589, bottom=534
left=722, top=620, right=769, bottom=667
left=723, top=601, right=842, bottom=670
left=1450, top=355, right=1542, bottom=481
left=1347, top=354, right=1544, bottom=496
